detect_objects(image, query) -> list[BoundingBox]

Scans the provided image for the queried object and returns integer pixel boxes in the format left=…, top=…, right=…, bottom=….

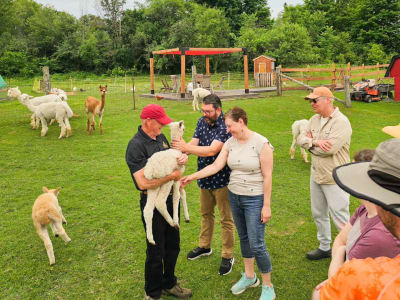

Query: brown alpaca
left=85, top=85, right=107, bottom=134
left=32, top=186, right=71, bottom=265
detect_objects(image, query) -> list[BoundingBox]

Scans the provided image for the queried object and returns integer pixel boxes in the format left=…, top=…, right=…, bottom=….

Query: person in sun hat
left=297, top=86, right=352, bottom=260
left=312, top=138, right=400, bottom=300
left=382, top=123, right=400, bottom=138
left=125, top=104, right=192, bottom=300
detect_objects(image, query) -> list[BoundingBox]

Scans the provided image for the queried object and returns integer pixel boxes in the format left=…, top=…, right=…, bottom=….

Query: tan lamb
left=32, top=187, right=71, bottom=265
left=290, top=119, right=309, bottom=163
left=85, top=85, right=107, bottom=135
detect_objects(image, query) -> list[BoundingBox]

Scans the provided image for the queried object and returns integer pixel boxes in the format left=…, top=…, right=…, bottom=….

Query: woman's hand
left=169, top=169, right=183, bottom=181
left=180, top=175, right=195, bottom=187
left=261, top=205, right=271, bottom=224
left=177, top=153, right=188, bottom=166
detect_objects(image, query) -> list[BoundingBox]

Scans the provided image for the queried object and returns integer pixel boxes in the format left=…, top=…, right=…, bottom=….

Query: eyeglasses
left=201, top=109, right=215, bottom=115
left=309, top=97, right=323, bottom=104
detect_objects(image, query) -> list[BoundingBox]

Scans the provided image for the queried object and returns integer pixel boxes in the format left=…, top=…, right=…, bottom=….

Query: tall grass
left=0, top=76, right=399, bottom=299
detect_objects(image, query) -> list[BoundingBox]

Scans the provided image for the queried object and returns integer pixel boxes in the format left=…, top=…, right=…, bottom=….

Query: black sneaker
left=219, top=257, right=234, bottom=275
left=187, top=247, right=212, bottom=260
left=306, top=248, right=331, bottom=260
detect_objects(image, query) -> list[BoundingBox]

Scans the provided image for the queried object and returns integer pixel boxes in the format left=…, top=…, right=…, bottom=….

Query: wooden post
left=70, top=76, right=73, bottom=91
left=276, top=66, right=282, bottom=96
left=307, top=65, right=310, bottom=86
left=132, top=75, right=136, bottom=110
left=205, top=56, right=210, bottom=75
left=377, top=63, right=380, bottom=81
left=362, top=63, right=365, bottom=79
left=192, top=65, right=197, bottom=89
left=124, top=72, right=127, bottom=93
left=344, top=76, right=351, bottom=108
left=42, top=66, right=51, bottom=94
left=347, top=62, right=351, bottom=84
left=331, top=63, right=336, bottom=91
left=150, top=54, right=154, bottom=94
left=243, top=48, right=249, bottom=93
left=180, top=50, right=186, bottom=98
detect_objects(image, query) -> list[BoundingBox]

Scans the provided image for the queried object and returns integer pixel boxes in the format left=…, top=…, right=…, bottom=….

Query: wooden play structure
left=385, top=55, right=400, bottom=101
left=253, top=55, right=276, bottom=87
left=149, top=48, right=249, bottom=98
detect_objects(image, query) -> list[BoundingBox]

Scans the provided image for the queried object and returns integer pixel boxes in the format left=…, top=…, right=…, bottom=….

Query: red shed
left=253, top=55, right=275, bottom=77
left=385, top=55, right=400, bottom=101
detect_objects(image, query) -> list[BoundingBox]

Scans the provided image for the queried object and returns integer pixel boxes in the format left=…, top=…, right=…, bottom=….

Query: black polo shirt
left=125, top=125, right=170, bottom=191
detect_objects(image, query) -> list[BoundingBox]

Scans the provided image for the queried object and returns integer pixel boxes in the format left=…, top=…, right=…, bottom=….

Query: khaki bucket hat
left=333, top=138, right=400, bottom=217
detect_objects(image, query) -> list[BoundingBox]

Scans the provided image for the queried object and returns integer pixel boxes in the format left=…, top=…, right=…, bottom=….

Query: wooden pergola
left=150, top=47, right=249, bottom=98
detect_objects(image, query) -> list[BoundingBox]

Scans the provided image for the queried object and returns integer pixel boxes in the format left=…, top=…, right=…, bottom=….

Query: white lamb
left=21, top=97, right=74, bottom=139
left=143, top=121, right=190, bottom=245
left=192, top=88, right=211, bottom=111
left=290, top=119, right=309, bottom=163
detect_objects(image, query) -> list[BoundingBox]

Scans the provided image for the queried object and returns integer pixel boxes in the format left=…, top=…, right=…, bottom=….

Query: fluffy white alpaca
left=22, top=97, right=74, bottom=138
left=290, top=119, right=309, bottom=163
left=192, top=88, right=211, bottom=111
left=143, top=121, right=190, bottom=245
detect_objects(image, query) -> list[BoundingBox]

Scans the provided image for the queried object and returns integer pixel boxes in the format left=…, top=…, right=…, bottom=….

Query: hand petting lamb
left=290, top=119, right=309, bottom=163
left=143, top=121, right=190, bottom=245
left=192, top=88, right=211, bottom=111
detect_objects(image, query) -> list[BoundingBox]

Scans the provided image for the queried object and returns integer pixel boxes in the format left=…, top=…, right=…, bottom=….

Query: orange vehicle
left=351, top=79, right=394, bottom=103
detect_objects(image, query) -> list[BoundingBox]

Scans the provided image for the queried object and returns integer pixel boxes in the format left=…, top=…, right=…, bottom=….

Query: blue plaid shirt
left=193, top=112, right=231, bottom=190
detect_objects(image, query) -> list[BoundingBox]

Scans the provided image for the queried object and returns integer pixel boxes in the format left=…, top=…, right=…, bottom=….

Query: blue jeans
left=228, top=191, right=272, bottom=274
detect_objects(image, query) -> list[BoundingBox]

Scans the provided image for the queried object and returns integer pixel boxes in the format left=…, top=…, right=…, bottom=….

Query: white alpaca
left=21, top=97, right=74, bottom=138
left=290, top=119, right=309, bottom=163
left=192, top=88, right=211, bottom=111
left=143, top=121, right=190, bottom=245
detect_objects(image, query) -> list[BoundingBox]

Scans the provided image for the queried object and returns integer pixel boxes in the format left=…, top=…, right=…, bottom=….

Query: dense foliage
left=0, top=0, right=398, bottom=76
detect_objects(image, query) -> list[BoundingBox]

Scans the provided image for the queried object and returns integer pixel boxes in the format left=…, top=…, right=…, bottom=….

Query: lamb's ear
left=42, top=186, right=49, bottom=193
left=178, top=120, right=184, bottom=127
left=54, top=186, right=62, bottom=196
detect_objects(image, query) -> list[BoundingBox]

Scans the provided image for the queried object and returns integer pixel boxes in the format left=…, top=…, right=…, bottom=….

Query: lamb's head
left=18, top=94, right=32, bottom=104
left=169, top=121, right=184, bottom=141
left=7, top=87, right=21, bottom=99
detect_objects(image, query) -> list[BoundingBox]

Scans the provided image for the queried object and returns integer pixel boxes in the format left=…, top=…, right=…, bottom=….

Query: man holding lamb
left=125, top=104, right=192, bottom=300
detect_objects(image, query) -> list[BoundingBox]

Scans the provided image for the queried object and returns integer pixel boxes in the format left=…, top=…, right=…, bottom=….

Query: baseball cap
left=305, top=87, right=334, bottom=100
left=382, top=124, right=400, bottom=138
left=140, top=104, right=172, bottom=125
left=333, top=138, right=400, bottom=217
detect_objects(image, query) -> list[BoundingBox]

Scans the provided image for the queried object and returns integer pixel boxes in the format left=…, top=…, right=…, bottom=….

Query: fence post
left=132, top=75, right=136, bottom=110
left=331, top=63, right=336, bottom=91
left=276, top=65, right=282, bottom=96
left=307, top=64, right=310, bottom=86
left=42, top=66, right=51, bottom=94
left=362, top=63, right=365, bottom=79
left=228, top=71, right=230, bottom=89
left=377, top=63, right=380, bottom=81
left=125, top=72, right=127, bottom=93
left=347, top=62, right=351, bottom=83
left=344, top=76, right=351, bottom=108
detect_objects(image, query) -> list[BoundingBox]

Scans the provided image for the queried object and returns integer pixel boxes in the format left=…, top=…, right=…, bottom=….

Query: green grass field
left=0, top=76, right=398, bottom=300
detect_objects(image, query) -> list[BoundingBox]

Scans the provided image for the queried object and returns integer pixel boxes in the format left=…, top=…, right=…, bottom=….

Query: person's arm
left=181, top=146, right=229, bottom=187
left=260, top=143, right=273, bottom=224
left=328, top=222, right=352, bottom=277
left=171, top=138, right=224, bottom=157
left=134, top=168, right=182, bottom=191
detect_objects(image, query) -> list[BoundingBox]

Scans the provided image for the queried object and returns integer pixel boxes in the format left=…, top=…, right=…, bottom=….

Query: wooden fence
left=280, top=63, right=390, bottom=90
left=255, top=72, right=275, bottom=87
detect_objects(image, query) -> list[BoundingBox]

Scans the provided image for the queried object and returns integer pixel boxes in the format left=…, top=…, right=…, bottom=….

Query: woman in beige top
left=181, top=107, right=275, bottom=300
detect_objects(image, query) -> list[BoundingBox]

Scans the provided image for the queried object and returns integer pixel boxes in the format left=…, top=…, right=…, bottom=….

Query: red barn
left=385, top=55, right=400, bottom=101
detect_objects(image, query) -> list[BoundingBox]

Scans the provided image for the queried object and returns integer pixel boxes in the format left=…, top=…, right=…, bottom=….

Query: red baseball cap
left=140, top=104, right=172, bottom=125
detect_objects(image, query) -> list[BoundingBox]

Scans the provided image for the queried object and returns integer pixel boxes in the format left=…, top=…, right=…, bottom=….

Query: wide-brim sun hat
left=333, top=138, right=400, bottom=217
left=382, top=124, right=400, bottom=138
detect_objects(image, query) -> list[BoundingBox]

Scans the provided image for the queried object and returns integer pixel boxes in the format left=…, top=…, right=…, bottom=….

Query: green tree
left=100, top=0, right=127, bottom=48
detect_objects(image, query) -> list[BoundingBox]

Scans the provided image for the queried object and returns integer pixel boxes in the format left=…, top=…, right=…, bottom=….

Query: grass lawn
left=0, top=75, right=398, bottom=300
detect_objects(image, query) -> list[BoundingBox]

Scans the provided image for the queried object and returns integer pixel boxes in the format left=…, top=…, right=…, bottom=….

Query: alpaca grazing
left=143, top=121, right=190, bottom=245
left=192, top=88, right=211, bottom=111
left=32, top=187, right=71, bottom=265
left=85, top=85, right=107, bottom=135
left=290, top=119, right=309, bottom=163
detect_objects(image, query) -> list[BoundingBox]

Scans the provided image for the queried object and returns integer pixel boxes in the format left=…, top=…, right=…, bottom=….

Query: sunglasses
left=308, top=97, right=323, bottom=104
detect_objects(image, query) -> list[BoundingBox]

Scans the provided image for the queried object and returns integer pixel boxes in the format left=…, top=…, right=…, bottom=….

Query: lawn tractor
left=350, top=79, right=394, bottom=103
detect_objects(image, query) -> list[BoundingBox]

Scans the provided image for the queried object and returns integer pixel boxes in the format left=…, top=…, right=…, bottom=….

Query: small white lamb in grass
left=290, top=119, right=309, bottom=163
left=21, top=97, right=74, bottom=138
left=192, top=88, right=211, bottom=111
left=49, top=88, right=68, bottom=101
left=143, top=121, right=190, bottom=245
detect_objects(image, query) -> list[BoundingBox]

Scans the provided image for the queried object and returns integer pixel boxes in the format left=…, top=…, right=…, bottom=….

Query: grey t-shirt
left=224, top=132, right=273, bottom=196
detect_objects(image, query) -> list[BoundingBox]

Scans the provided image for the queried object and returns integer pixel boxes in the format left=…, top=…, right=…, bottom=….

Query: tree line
left=0, top=0, right=399, bottom=77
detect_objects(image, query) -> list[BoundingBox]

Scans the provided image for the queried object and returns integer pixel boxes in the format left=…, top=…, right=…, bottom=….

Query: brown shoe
left=163, top=283, right=192, bottom=298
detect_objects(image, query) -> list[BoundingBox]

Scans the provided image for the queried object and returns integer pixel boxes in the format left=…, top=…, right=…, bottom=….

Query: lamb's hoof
left=62, top=221, right=67, bottom=225
left=173, top=223, right=180, bottom=230
left=55, top=234, right=59, bottom=237
left=49, top=260, right=55, bottom=265
left=65, top=238, right=71, bottom=244
left=148, top=240, right=156, bottom=245
left=185, top=219, right=190, bottom=223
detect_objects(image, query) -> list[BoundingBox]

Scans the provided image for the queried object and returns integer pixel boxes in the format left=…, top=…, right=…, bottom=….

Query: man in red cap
left=126, top=104, right=192, bottom=300
left=298, top=87, right=352, bottom=260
